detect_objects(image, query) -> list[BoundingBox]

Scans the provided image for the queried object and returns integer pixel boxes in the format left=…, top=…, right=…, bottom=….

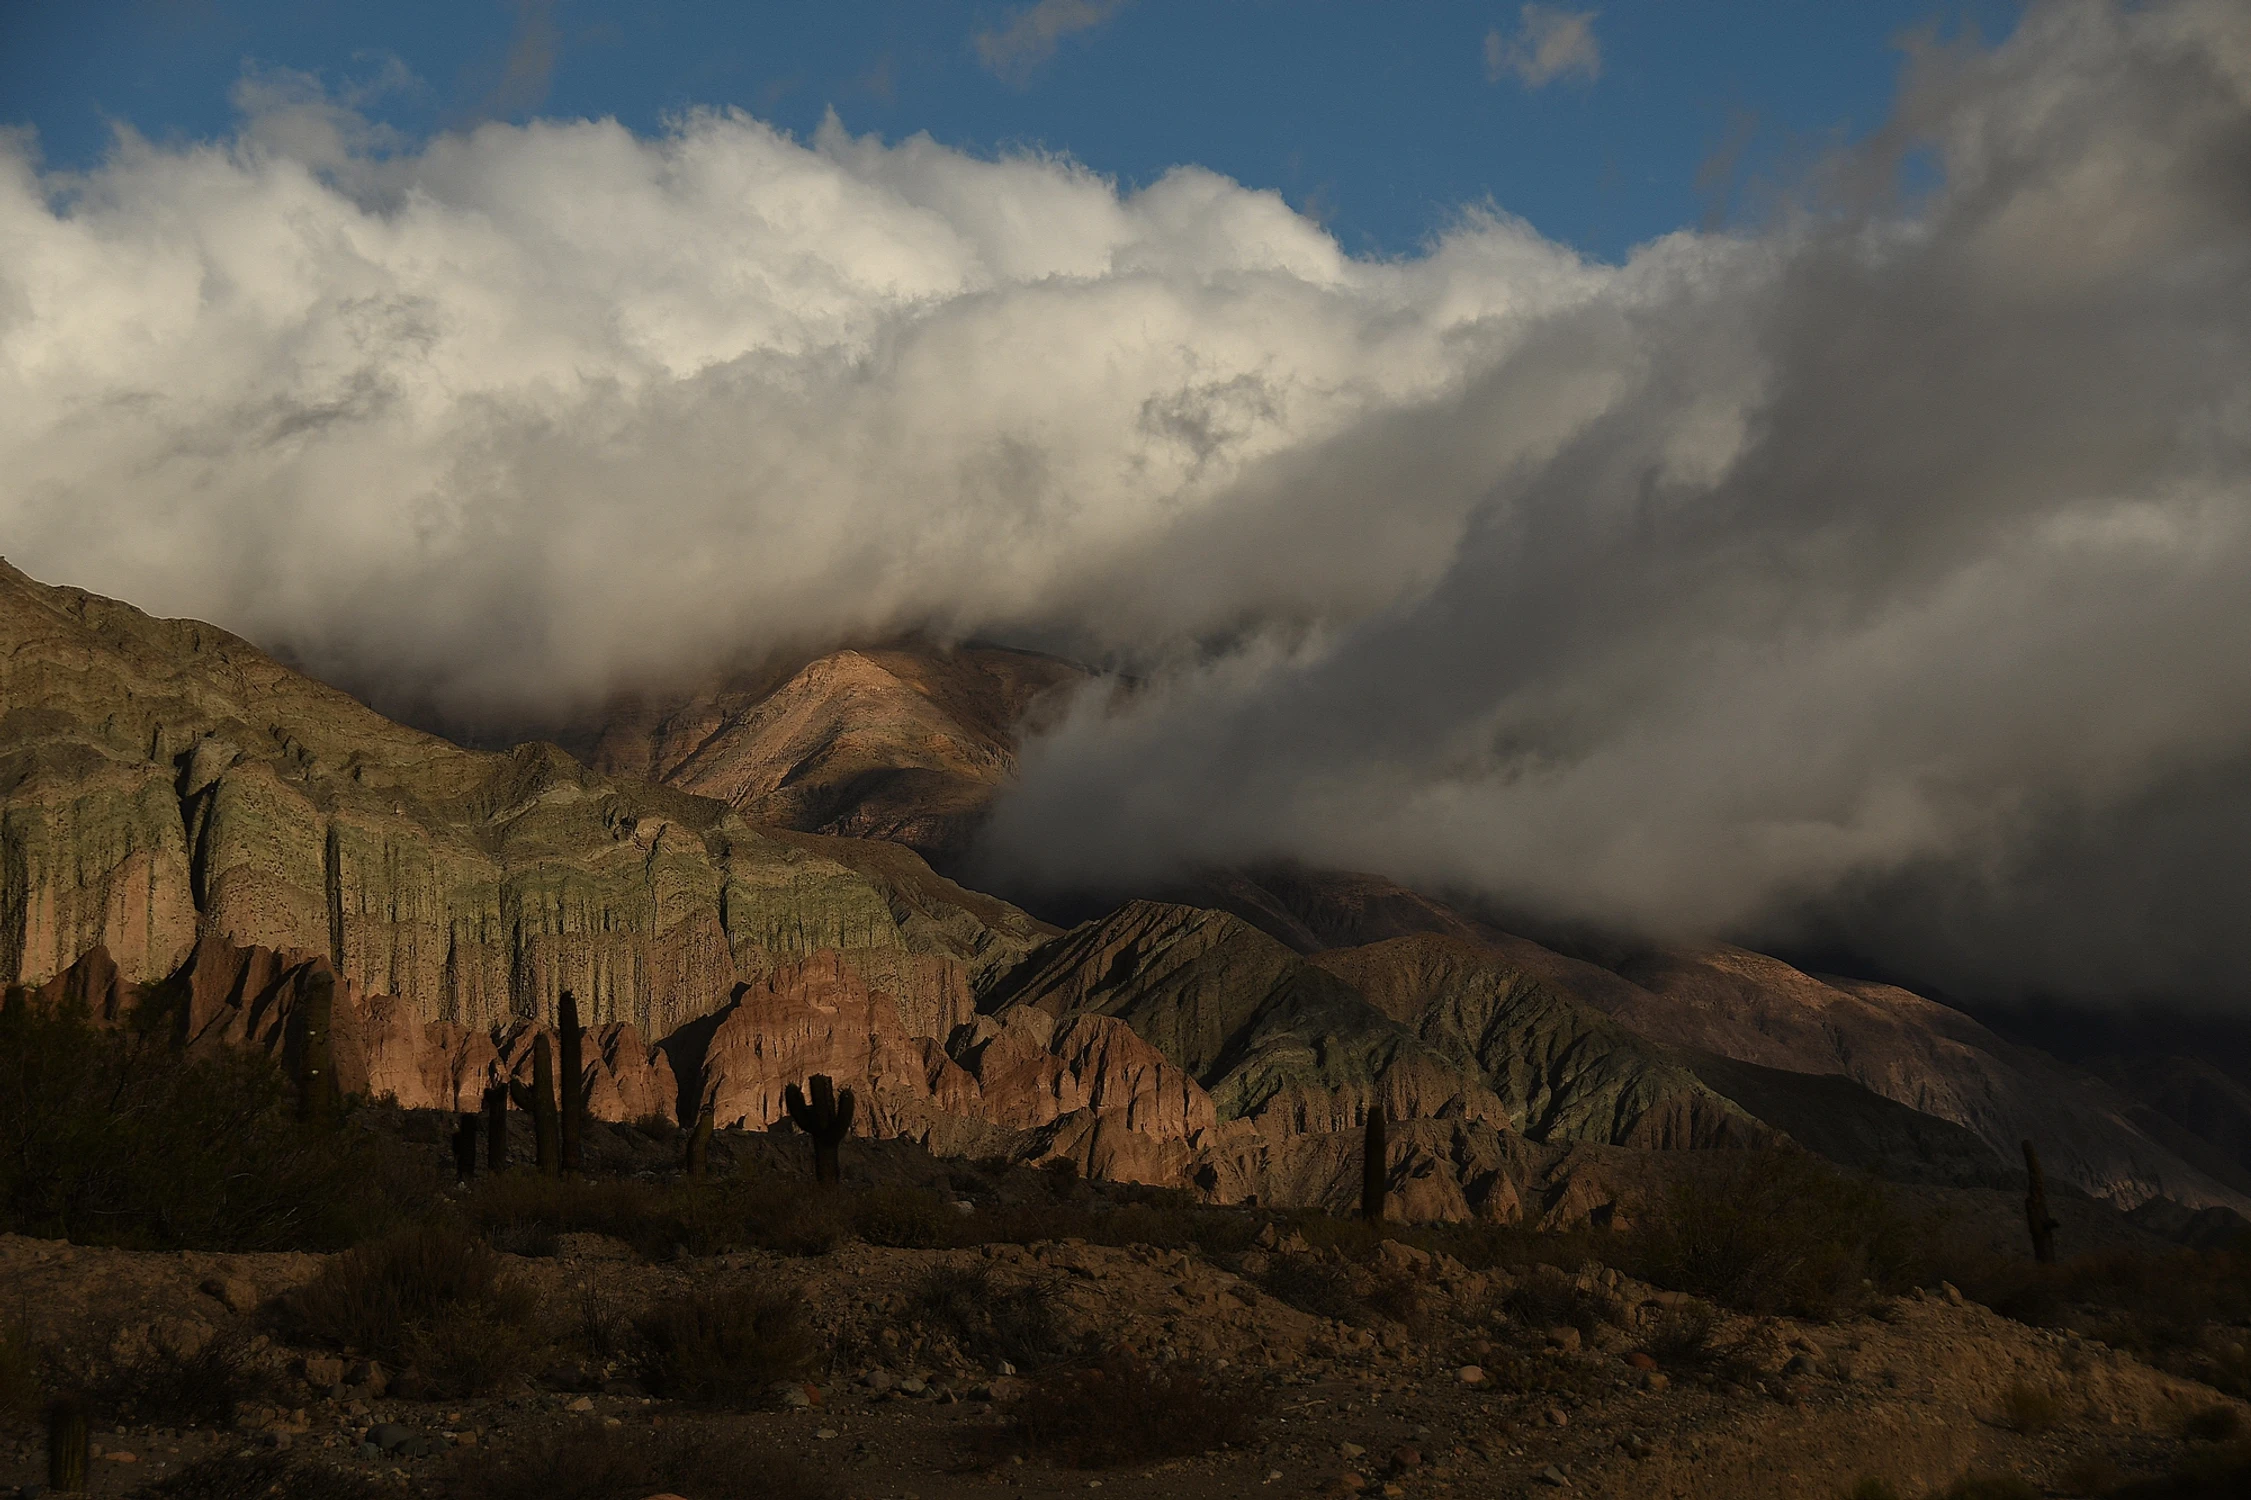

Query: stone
left=1456, top=1365, right=1487, bottom=1386
left=1626, top=1352, right=1657, bottom=1371
left=861, top=1369, right=895, bottom=1391
left=898, top=1376, right=928, bottom=1396
left=302, top=1357, right=345, bottom=1388
left=1540, top=1466, right=1571, bottom=1487
left=1544, top=1327, right=1582, bottom=1353
left=366, top=1425, right=413, bottom=1453
left=1339, top=1443, right=1366, bottom=1460
left=566, top=1396, right=595, bottom=1413
left=1390, top=1446, right=1422, bottom=1469
left=1642, top=1372, right=1670, bottom=1394
left=1545, top=1407, right=1569, bottom=1428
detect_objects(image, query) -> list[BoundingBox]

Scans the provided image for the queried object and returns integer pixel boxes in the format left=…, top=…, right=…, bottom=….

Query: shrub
left=1995, top=1379, right=2062, bottom=1435
left=0, top=1323, right=39, bottom=1422
left=2182, top=1404, right=2244, bottom=1443
left=445, top=1417, right=836, bottom=1500
left=290, top=1223, right=542, bottom=1396
left=1004, top=1352, right=1267, bottom=1468
left=1504, top=1263, right=1616, bottom=1337
left=1642, top=1299, right=1721, bottom=1368
left=1842, top=1480, right=1904, bottom=1500
left=81, top=1330, right=283, bottom=1427
left=2104, top=1435, right=2251, bottom=1499
left=912, top=1264, right=1079, bottom=1371
left=1257, top=1256, right=1372, bottom=1326
left=853, top=1186, right=958, bottom=1249
left=0, top=997, right=398, bottom=1250
left=633, top=1285, right=818, bottom=1407
left=1623, top=1149, right=1918, bottom=1320
left=1935, top=1474, right=2040, bottom=1500
left=135, top=1452, right=386, bottom=1500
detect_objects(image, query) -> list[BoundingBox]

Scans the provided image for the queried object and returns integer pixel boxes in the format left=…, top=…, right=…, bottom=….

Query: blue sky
left=5, top=0, right=2024, bottom=261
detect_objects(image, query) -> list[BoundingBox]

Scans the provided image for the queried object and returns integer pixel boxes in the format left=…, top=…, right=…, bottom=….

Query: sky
left=3, top=1, right=2249, bottom=1013
left=4, top=0, right=2022, bottom=262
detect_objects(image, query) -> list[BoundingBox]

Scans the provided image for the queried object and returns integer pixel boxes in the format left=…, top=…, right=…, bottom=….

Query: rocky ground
left=3, top=1211, right=2243, bottom=1500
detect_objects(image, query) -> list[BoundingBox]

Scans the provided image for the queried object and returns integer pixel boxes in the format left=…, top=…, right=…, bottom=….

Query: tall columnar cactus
left=2022, top=1139, right=2060, bottom=1265
left=451, top=1112, right=480, bottom=1183
left=685, top=1101, right=714, bottom=1181
left=783, top=1074, right=855, bottom=1186
left=484, top=1080, right=509, bottom=1172
left=1361, top=1105, right=1388, bottom=1223
left=558, top=991, right=586, bottom=1178
left=47, top=1397, right=88, bottom=1493
left=509, top=1033, right=561, bottom=1178
left=294, top=966, right=339, bottom=1127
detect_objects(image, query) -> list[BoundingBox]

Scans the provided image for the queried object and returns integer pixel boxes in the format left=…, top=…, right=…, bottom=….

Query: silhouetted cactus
left=558, top=990, right=585, bottom=1178
left=294, top=965, right=339, bottom=1127
left=509, top=1033, right=561, bottom=1178
left=783, top=1074, right=855, bottom=1186
left=2022, top=1139, right=2059, bottom=1265
left=47, top=1396, right=88, bottom=1492
left=1361, top=1105, right=1387, bottom=1223
left=451, top=1111, right=480, bottom=1183
left=484, top=1079, right=509, bottom=1171
left=686, top=1101, right=714, bottom=1180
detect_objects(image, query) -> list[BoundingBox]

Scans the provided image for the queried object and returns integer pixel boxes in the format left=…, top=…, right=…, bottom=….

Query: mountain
left=584, top=643, right=1088, bottom=866
left=6, top=556, right=2246, bottom=1230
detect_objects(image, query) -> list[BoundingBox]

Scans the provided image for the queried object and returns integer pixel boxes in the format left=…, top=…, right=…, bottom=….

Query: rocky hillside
left=585, top=643, right=1087, bottom=865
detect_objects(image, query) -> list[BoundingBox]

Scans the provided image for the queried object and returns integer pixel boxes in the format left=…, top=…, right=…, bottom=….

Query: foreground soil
left=1, top=1224, right=2242, bottom=1500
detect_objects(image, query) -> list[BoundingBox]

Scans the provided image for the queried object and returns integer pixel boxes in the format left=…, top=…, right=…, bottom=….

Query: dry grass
left=445, top=1417, right=836, bottom=1500
left=79, top=1329, right=284, bottom=1427
left=999, top=1352, right=1268, bottom=1468
left=632, top=1284, right=819, bottom=1408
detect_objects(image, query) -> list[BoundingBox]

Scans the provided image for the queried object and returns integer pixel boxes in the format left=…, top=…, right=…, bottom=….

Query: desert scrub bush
left=1504, top=1263, right=1618, bottom=1337
left=290, top=1223, right=542, bottom=1396
left=0, top=1323, right=40, bottom=1423
left=1622, top=1149, right=1919, bottom=1319
left=1003, top=1352, right=1268, bottom=1468
left=0, top=997, right=399, bottom=1250
left=1641, top=1298, right=1722, bottom=1368
left=80, top=1329, right=283, bottom=1427
left=2104, top=1434, right=2251, bottom=1499
left=913, top=1264, right=1079, bottom=1371
left=1934, top=1474, right=2040, bottom=1500
left=445, top=1417, right=836, bottom=1500
left=2180, top=1404, right=2243, bottom=1443
left=853, top=1185, right=959, bottom=1248
left=465, top=1169, right=847, bottom=1259
left=1257, top=1255, right=1373, bottom=1326
left=633, top=1284, right=818, bottom=1407
left=136, top=1451, right=386, bottom=1500
left=1994, top=1379, right=2063, bottom=1434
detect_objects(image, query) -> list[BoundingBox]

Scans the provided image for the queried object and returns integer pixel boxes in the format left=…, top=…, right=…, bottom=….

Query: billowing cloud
left=2, top=1, right=2248, bottom=1009
left=1486, top=6, right=1602, bottom=89
left=974, top=0, right=1129, bottom=86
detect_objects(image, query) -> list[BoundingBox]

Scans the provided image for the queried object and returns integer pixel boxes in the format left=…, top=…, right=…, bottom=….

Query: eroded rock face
left=588, top=644, right=1088, bottom=866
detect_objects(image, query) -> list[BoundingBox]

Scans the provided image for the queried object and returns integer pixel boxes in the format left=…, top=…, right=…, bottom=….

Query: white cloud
left=3, top=2, right=2249, bottom=1007
left=1486, top=5, right=1603, bottom=89
left=974, top=0, right=1130, bottom=86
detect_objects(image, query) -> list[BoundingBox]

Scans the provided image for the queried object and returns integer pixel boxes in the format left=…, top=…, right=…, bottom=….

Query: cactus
left=47, top=1396, right=88, bottom=1492
left=558, top=990, right=585, bottom=1178
left=1360, top=1105, right=1387, bottom=1223
left=451, top=1112, right=480, bottom=1183
left=294, top=965, right=339, bottom=1127
left=685, top=1101, right=714, bottom=1180
left=783, top=1074, right=855, bottom=1186
left=2022, top=1139, right=2059, bottom=1264
left=484, top=1079, right=509, bottom=1171
left=509, top=1033, right=561, bottom=1178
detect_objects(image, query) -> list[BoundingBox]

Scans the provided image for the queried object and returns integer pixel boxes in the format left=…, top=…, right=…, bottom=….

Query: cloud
left=975, top=0, right=1129, bottom=86
left=1486, top=6, right=1602, bottom=88
left=1, top=1, right=2247, bottom=1010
